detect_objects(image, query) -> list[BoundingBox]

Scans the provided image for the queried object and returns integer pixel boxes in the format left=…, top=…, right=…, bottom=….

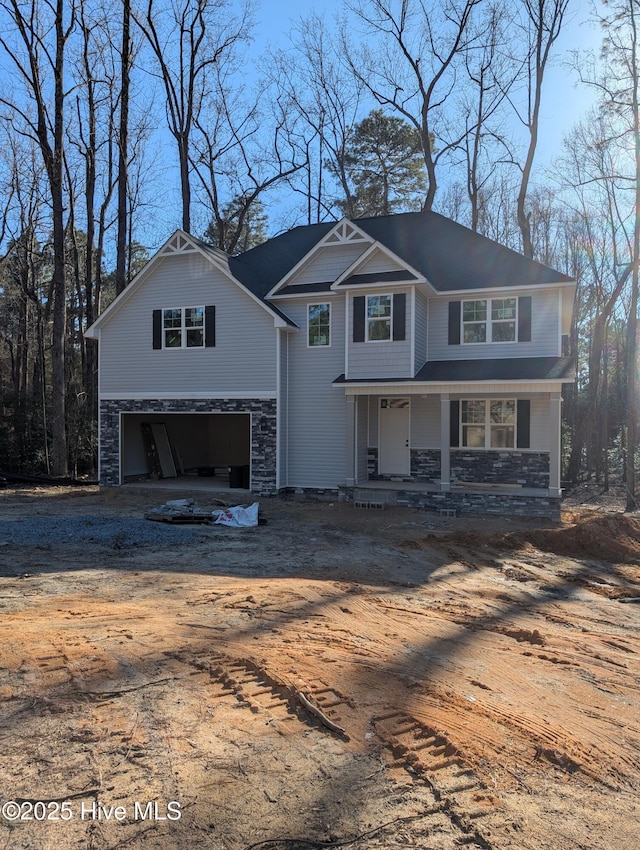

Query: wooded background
left=0, top=0, right=638, bottom=508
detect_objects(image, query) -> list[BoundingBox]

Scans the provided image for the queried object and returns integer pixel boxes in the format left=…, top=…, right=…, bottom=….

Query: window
left=308, top=303, right=330, bottom=346
left=491, top=298, right=517, bottom=342
left=367, top=294, right=392, bottom=341
left=462, top=300, right=487, bottom=343
left=461, top=399, right=516, bottom=448
left=163, top=307, right=204, bottom=348
left=462, top=298, right=517, bottom=343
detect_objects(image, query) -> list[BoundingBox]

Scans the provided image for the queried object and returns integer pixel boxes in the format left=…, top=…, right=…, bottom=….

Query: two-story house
left=85, top=211, right=576, bottom=518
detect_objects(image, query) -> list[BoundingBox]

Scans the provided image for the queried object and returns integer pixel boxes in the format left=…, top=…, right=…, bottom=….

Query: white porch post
left=346, top=394, right=357, bottom=486
left=440, top=393, right=451, bottom=492
left=549, top=392, right=562, bottom=496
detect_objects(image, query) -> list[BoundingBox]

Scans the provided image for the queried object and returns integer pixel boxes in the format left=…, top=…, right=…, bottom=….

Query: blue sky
left=252, top=0, right=603, bottom=163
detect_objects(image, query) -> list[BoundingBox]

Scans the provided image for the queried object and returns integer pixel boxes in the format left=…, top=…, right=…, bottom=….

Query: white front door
left=379, top=398, right=410, bottom=475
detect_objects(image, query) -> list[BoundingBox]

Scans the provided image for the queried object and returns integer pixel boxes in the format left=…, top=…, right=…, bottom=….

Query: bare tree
left=133, top=0, right=253, bottom=234
left=345, top=0, right=484, bottom=211
left=458, top=1, right=519, bottom=231
left=116, top=0, right=132, bottom=296
left=512, top=0, right=570, bottom=258
left=0, top=0, right=77, bottom=476
left=273, top=13, right=366, bottom=222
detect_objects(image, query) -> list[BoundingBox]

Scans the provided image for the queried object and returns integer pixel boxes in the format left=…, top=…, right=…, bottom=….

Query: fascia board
left=441, top=280, right=577, bottom=296
left=338, top=378, right=571, bottom=394
left=84, top=231, right=183, bottom=335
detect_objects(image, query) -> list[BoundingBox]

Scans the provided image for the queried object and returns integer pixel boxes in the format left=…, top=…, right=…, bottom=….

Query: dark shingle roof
left=355, top=212, right=573, bottom=290
left=229, top=222, right=335, bottom=299
left=333, top=357, right=575, bottom=384
left=229, top=212, right=572, bottom=301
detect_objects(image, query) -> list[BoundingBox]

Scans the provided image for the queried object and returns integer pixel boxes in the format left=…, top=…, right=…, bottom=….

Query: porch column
left=549, top=392, right=562, bottom=496
left=345, top=394, right=357, bottom=486
left=440, top=393, right=451, bottom=492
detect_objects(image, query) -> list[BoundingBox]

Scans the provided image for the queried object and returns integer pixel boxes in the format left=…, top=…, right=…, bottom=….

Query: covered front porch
left=342, top=383, right=564, bottom=514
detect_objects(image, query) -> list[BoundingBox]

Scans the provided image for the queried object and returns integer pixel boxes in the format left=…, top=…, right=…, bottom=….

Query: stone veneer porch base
left=338, top=485, right=560, bottom=520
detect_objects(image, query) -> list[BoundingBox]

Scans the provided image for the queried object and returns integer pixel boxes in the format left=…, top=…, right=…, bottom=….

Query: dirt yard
left=0, top=484, right=638, bottom=850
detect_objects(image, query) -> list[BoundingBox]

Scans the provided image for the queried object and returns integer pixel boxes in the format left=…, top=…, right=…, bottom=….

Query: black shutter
left=518, top=296, right=532, bottom=342
left=448, top=301, right=461, bottom=345
left=353, top=296, right=365, bottom=342
left=152, top=309, right=162, bottom=349
left=205, top=305, right=216, bottom=347
left=450, top=400, right=460, bottom=447
left=393, top=293, right=406, bottom=340
left=517, top=399, right=530, bottom=449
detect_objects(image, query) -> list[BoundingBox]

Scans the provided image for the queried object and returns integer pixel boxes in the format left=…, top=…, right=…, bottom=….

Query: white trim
left=558, top=289, right=563, bottom=356
left=270, top=290, right=339, bottom=300
left=440, top=280, right=575, bottom=297
left=410, top=286, right=416, bottom=376
left=341, top=380, right=568, bottom=395
left=99, top=392, right=277, bottom=400
left=306, top=301, right=332, bottom=348
left=344, top=290, right=349, bottom=380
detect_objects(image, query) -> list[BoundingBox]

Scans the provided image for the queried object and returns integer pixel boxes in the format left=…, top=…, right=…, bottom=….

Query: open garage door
left=121, top=412, right=250, bottom=488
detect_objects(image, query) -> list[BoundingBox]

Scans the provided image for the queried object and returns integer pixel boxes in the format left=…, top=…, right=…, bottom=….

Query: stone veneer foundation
left=340, top=486, right=560, bottom=520
left=99, top=398, right=277, bottom=494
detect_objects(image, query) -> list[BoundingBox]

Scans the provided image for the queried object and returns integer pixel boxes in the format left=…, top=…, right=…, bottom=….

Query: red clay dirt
left=0, top=485, right=638, bottom=850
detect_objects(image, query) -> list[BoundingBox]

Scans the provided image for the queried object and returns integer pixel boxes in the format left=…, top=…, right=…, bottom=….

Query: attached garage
left=121, top=412, right=250, bottom=485
left=99, top=397, right=278, bottom=494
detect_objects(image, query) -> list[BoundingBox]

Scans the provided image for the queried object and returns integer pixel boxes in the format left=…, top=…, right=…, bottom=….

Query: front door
left=379, top=398, right=410, bottom=475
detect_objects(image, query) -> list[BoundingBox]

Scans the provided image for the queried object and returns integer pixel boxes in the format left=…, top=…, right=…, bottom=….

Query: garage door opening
left=121, top=412, right=251, bottom=489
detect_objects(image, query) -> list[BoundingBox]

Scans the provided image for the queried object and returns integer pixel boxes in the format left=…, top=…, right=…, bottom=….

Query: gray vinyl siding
left=347, top=288, right=412, bottom=379
left=278, top=330, right=289, bottom=487
left=414, top=289, right=428, bottom=372
left=368, top=396, right=378, bottom=446
left=356, top=395, right=369, bottom=482
left=427, top=288, right=560, bottom=361
left=280, top=297, right=347, bottom=488
left=529, top=394, right=549, bottom=451
left=411, top=396, right=441, bottom=448
left=99, top=253, right=277, bottom=396
left=356, top=250, right=404, bottom=274
left=287, top=243, right=368, bottom=286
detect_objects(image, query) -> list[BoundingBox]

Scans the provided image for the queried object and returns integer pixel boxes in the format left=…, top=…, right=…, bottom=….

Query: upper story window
left=367, top=294, right=392, bottom=341
left=353, top=293, right=405, bottom=343
left=462, top=297, right=517, bottom=343
left=163, top=307, right=204, bottom=348
left=308, top=303, right=330, bottom=347
left=461, top=399, right=515, bottom=448
left=153, top=306, right=215, bottom=350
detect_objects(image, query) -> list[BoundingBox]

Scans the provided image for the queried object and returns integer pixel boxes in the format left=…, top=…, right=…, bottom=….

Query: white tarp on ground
left=212, top=502, right=259, bottom=528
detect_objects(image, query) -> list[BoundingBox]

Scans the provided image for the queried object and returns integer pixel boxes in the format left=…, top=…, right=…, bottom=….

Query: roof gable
left=86, top=229, right=294, bottom=338
left=263, top=219, right=373, bottom=296
left=332, top=241, right=427, bottom=290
